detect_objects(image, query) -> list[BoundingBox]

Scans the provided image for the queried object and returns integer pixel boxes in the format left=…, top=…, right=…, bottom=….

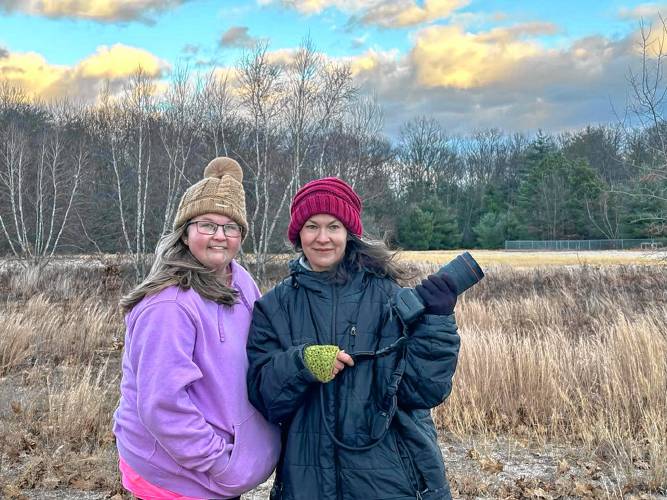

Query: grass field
left=0, top=251, right=665, bottom=498
left=399, top=249, right=667, bottom=267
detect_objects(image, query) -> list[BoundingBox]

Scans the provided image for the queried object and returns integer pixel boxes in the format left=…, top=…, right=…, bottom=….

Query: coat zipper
left=332, top=287, right=342, bottom=500
left=343, top=325, right=357, bottom=389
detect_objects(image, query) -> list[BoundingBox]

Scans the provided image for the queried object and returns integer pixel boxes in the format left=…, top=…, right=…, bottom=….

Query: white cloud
left=354, top=0, right=470, bottom=28
left=0, top=0, right=188, bottom=22
left=182, top=44, right=201, bottom=55
left=260, top=0, right=468, bottom=27
left=345, top=24, right=639, bottom=135
left=76, top=44, right=166, bottom=79
left=408, top=23, right=557, bottom=89
left=220, top=26, right=260, bottom=48
left=0, top=44, right=168, bottom=101
left=619, top=3, right=667, bottom=20
left=351, top=33, right=370, bottom=48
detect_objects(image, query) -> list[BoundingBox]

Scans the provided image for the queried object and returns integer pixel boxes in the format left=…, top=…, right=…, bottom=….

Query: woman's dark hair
left=295, top=233, right=407, bottom=283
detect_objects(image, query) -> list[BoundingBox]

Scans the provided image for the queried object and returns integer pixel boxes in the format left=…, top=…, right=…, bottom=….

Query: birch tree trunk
left=0, top=91, right=83, bottom=268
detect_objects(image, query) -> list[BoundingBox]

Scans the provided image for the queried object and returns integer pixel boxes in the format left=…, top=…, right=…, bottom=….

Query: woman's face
left=183, top=213, right=242, bottom=279
left=299, top=214, right=348, bottom=272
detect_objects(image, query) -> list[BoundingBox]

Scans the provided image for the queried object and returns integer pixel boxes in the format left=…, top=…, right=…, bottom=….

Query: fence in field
left=504, top=238, right=667, bottom=251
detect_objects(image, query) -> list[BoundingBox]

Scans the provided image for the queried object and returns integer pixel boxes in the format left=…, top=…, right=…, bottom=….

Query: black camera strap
left=318, top=303, right=409, bottom=452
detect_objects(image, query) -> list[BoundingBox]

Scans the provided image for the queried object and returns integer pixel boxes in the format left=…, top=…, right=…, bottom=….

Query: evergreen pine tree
left=396, top=206, right=433, bottom=250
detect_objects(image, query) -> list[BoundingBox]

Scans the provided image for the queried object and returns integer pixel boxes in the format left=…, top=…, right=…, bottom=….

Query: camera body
left=394, top=251, right=484, bottom=324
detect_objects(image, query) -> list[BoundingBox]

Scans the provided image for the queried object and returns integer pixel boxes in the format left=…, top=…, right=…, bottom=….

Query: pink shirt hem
left=119, top=456, right=204, bottom=500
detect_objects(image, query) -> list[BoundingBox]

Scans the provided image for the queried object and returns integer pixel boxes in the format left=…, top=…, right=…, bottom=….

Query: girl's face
left=183, top=213, right=242, bottom=280
left=299, top=214, right=348, bottom=272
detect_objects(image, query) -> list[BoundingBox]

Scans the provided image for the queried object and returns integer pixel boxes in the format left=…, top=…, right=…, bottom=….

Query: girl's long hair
left=295, top=233, right=406, bottom=284
left=119, top=224, right=238, bottom=313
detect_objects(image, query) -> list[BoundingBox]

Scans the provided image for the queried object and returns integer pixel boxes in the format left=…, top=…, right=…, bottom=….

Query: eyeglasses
left=187, top=220, right=242, bottom=238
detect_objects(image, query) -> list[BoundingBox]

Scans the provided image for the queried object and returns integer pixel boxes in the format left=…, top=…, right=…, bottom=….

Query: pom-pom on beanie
left=287, top=177, right=363, bottom=245
left=173, top=157, right=248, bottom=240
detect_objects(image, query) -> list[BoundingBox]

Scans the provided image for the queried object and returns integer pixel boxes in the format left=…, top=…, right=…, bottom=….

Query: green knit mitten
left=303, top=345, right=340, bottom=383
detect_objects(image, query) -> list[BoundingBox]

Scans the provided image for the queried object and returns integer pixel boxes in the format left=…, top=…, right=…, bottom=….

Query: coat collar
left=287, top=257, right=368, bottom=297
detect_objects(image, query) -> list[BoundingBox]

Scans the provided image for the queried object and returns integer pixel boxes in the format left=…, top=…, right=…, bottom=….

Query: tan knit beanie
left=173, top=157, right=248, bottom=240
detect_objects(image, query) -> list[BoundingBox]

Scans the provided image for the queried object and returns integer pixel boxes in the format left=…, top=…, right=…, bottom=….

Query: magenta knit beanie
left=288, top=177, right=363, bottom=245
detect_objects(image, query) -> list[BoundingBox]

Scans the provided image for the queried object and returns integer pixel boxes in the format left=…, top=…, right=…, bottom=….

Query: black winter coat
left=246, top=260, right=460, bottom=500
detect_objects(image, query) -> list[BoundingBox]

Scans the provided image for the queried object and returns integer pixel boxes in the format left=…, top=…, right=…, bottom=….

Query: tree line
left=1, top=38, right=666, bottom=284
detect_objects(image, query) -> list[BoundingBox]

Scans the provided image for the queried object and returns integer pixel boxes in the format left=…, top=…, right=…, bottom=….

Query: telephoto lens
left=438, top=251, right=484, bottom=295
left=394, top=251, right=484, bottom=324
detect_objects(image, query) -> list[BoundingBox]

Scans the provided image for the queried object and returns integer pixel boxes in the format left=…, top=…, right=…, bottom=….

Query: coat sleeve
left=397, top=312, right=460, bottom=409
left=246, top=290, right=318, bottom=425
left=128, top=302, right=232, bottom=477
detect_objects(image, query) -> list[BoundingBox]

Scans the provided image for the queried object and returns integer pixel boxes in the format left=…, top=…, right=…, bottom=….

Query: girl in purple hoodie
left=113, top=157, right=280, bottom=500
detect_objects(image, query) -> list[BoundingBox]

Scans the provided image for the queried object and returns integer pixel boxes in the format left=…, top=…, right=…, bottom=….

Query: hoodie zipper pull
left=349, top=325, right=357, bottom=350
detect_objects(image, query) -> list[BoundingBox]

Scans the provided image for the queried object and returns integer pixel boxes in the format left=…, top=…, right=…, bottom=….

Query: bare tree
left=586, top=192, right=622, bottom=239
left=396, top=116, right=461, bottom=203
left=314, top=63, right=357, bottom=178
left=397, top=117, right=448, bottom=188
left=457, top=129, right=517, bottom=241
left=157, top=65, right=204, bottom=235
left=95, top=69, right=156, bottom=279
left=623, top=16, right=667, bottom=235
left=236, top=42, right=290, bottom=284
left=200, top=70, right=236, bottom=158
left=232, top=38, right=361, bottom=284
left=284, top=36, right=320, bottom=190
left=339, top=94, right=385, bottom=188
left=0, top=89, right=83, bottom=267
left=0, top=37, right=399, bottom=274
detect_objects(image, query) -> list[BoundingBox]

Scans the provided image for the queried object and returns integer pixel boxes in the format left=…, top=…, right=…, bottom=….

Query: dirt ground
left=7, top=435, right=666, bottom=499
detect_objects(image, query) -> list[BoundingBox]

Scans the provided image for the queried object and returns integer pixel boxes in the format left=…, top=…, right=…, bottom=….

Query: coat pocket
left=393, top=432, right=422, bottom=493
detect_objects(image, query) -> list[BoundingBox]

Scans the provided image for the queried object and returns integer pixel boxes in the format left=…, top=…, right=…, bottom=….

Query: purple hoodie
left=113, top=260, right=280, bottom=499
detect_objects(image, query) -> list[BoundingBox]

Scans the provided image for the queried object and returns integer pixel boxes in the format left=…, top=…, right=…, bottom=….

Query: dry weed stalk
left=0, top=294, right=122, bottom=373
left=434, top=265, right=667, bottom=487
left=0, top=259, right=665, bottom=492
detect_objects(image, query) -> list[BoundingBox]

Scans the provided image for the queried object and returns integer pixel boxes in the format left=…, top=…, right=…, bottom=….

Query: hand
left=331, top=350, right=354, bottom=378
left=304, top=345, right=354, bottom=383
left=415, top=273, right=457, bottom=316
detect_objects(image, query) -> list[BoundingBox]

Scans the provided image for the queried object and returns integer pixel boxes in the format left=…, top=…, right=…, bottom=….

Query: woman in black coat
left=247, top=177, right=460, bottom=500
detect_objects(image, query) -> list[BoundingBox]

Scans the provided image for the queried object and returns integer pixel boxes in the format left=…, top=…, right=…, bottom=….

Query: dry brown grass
left=400, top=249, right=667, bottom=266
left=0, top=295, right=122, bottom=375
left=432, top=265, right=667, bottom=491
left=0, top=255, right=665, bottom=496
left=0, top=261, right=128, bottom=498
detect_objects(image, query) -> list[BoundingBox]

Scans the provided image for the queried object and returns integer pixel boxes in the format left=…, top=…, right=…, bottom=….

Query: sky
left=0, top=0, right=665, bottom=137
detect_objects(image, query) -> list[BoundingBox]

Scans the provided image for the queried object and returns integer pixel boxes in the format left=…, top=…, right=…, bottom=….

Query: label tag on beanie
left=216, top=203, right=228, bottom=208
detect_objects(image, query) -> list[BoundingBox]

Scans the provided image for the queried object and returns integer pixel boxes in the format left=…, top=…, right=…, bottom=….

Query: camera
left=394, top=251, right=484, bottom=324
